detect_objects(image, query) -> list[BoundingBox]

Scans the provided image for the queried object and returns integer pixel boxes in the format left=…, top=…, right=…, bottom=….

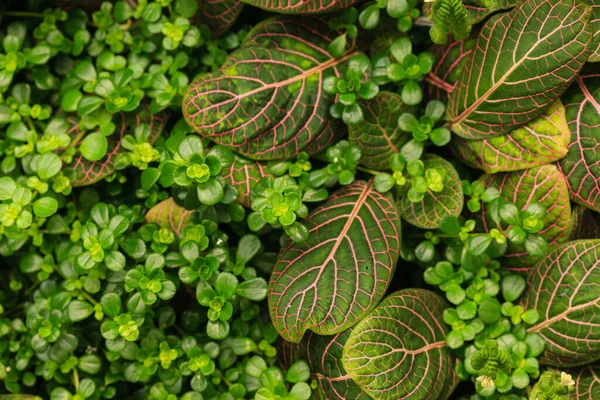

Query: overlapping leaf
left=239, top=0, right=359, bottom=14
left=452, top=100, right=571, bottom=173
left=427, top=36, right=476, bottom=100
left=348, top=92, right=410, bottom=171
left=570, top=364, right=600, bottom=398
left=587, top=0, right=600, bottom=61
left=399, top=154, right=463, bottom=229
left=65, top=106, right=168, bottom=187
left=342, top=289, right=455, bottom=400
left=222, top=155, right=271, bottom=207
left=522, top=240, right=600, bottom=366
left=480, top=164, right=572, bottom=267
left=447, top=0, right=593, bottom=139
left=183, top=16, right=352, bottom=160
left=277, top=331, right=370, bottom=400
left=145, top=198, right=195, bottom=235
left=200, top=0, right=244, bottom=37
left=570, top=205, right=600, bottom=240
left=269, top=180, right=401, bottom=343
left=558, top=71, right=600, bottom=212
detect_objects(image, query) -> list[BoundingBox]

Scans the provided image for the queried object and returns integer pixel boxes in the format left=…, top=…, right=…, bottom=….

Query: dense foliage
left=0, top=0, right=599, bottom=399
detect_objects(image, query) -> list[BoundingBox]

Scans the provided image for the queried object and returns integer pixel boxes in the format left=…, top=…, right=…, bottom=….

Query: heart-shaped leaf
left=479, top=164, right=572, bottom=267
left=145, top=198, right=195, bottom=235
left=269, top=180, right=401, bottom=343
left=277, top=330, right=370, bottom=400
left=183, top=16, right=352, bottom=160
left=558, top=71, right=600, bottom=212
left=200, top=0, right=243, bottom=37
left=66, top=106, right=168, bottom=187
left=523, top=240, right=600, bottom=366
left=588, top=0, right=600, bottom=62
left=399, top=154, right=464, bottom=229
left=342, top=289, right=455, bottom=400
left=239, top=0, right=359, bottom=14
left=348, top=92, right=410, bottom=171
left=451, top=100, right=570, bottom=173
left=222, top=155, right=271, bottom=207
left=448, top=0, right=593, bottom=139
left=427, top=36, right=476, bottom=100
left=570, top=204, right=600, bottom=240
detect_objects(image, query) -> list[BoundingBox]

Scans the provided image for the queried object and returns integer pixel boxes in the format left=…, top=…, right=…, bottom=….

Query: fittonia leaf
left=277, top=331, right=370, bottom=400
left=222, top=155, right=271, bottom=208
left=570, top=364, right=600, bottom=398
left=447, top=0, right=593, bottom=139
left=65, top=107, right=168, bottom=186
left=183, top=16, right=354, bottom=160
left=558, top=70, right=600, bottom=212
left=342, top=289, right=455, bottom=400
left=239, top=0, right=359, bottom=14
left=427, top=35, right=476, bottom=100
left=145, top=198, right=195, bottom=236
left=522, top=240, right=600, bottom=366
left=348, top=92, right=410, bottom=171
left=200, top=0, right=244, bottom=37
left=569, top=204, right=600, bottom=240
left=399, top=154, right=464, bottom=229
left=451, top=100, right=571, bottom=173
left=268, top=180, right=401, bottom=343
left=480, top=164, right=572, bottom=267
left=587, top=0, right=600, bottom=61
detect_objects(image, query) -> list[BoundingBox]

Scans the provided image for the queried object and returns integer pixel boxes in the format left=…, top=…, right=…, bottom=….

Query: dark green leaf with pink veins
left=199, top=0, right=244, bottom=37
left=348, top=92, right=410, bottom=171
left=239, top=0, right=359, bottom=14
left=427, top=35, right=477, bottom=101
left=567, top=363, right=600, bottom=398
left=222, top=155, right=271, bottom=208
left=276, top=330, right=370, bottom=400
left=479, top=164, right=572, bottom=268
left=268, top=180, right=401, bottom=343
left=522, top=240, right=600, bottom=367
left=145, top=197, right=195, bottom=236
left=399, top=154, right=464, bottom=229
left=569, top=204, right=600, bottom=240
left=558, top=71, right=600, bottom=212
left=447, top=0, right=593, bottom=140
left=586, top=0, right=600, bottom=62
left=342, top=289, right=456, bottom=400
left=183, top=16, right=354, bottom=161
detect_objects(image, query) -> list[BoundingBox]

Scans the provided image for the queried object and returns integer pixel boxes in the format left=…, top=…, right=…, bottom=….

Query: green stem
left=80, top=290, right=98, bottom=306
left=0, top=11, right=44, bottom=18
left=72, top=368, right=80, bottom=392
left=357, top=165, right=381, bottom=175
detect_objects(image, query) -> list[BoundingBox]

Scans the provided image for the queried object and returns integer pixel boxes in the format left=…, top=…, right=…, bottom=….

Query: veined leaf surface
left=399, top=154, right=464, bottom=229
left=342, top=289, right=454, bottom=400
left=571, top=364, right=600, bottom=398
left=588, top=0, right=600, bottom=61
left=558, top=71, right=600, bottom=212
left=222, top=155, right=271, bottom=207
left=239, top=0, right=359, bottom=14
left=269, top=180, right=401, bottom=343
left=452, top=100, right=570, bottom=173
left=523, top=240, right=600, bottom=366
left=427, top=36, right=476, bottom=100
left=183, top=16, right=352, bottom=160
left=145, top=198, right=195, bottom=236
left=447, top=0, right=593, bottom=139
left=200, top=0, right=243, bottom=37
left=480, top=164, right=572, bottom=267
left=348, top=92, right=410, bottom=171
left=569, top=204, right=600, bottom=240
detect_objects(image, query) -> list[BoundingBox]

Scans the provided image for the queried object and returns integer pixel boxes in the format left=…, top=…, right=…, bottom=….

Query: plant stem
left=72, top=368, right=80, bottom=392
left=357, top=165, right=381, bottom=175
left=0, top=11, right=44, bottom=18
left=80, top=290, right=99, bottom=306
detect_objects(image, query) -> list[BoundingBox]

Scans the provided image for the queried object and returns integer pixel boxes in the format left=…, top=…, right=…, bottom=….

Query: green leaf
left=35, top=153, right=62, bottom=180
left=183, top=16, right=350, bottom=160
left=101, top=293, right=121, bottom=318
left=222, top=155, right=271, bottom=208
left=452, top=100, right=571, bottom=173
left=523, top=240, right=600, bottom=366
left=269, top=180, right=401, bottom=342
left=80, top=133, right=108, bottom=162
left=241, top=0, right=359, bottom=14
left=588, top=1, right=600, bottom=62
left=342, top=289, right=456, bottom=399
left=67, top=300, right=94, bottom=322
left=197, top=179, right=224, bottom=206
left=33, top=197, right=58, bottom=217
left=201, top=0, right=244, bottom=37
left=479, top=164, right=572, bottom=268
left=398, top=154, right=463, bottom=229
left=77, top=96, right=104, bottom=116
left=447, top=0, right=592, bottom=139
left=145, top=197, right=194, bottom=236
left=348, top=92, right=410, bottom=170
left=175, top=0, right=199, bottom=17
left=236, top=278, right=267, bottom=301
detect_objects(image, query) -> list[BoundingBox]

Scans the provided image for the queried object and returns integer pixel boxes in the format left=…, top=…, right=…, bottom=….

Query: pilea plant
left=1, top=0, right=600, bottom=399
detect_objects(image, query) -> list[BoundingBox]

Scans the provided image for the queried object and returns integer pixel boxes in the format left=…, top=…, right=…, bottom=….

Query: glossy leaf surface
left=428, top=36, right=476, bottom=100
left=145, top=198, right=195, bottom=236
left=342, top=289, right=454, bottom=400
left=269, top=180, right=401, bottom=343
left=183, top=16, right=351, bottom=160
left=571, top=364, right=600, bottom=398
left=523, top=240, right=600, bottom=366
left=448, top=0, right=592, bottom=139
left=588, top=0, right=600, bottom=61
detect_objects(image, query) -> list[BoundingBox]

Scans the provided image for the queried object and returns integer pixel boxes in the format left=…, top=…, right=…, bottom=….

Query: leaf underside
left=523, top=240, right=600, bottom=366
left=452, top=100, right=571, bottom=173
left=348, top=91, right=410, bottom=171
left=480, top=164, right=572, bottom=268
left=448, top=0, right=592, bottom=139
left=558, top=71, right=600, bottom=212
left=145, top=198, right=195, bottom=235
left=183, top=16, right=351, bottom=161
left=239, top=0, right=359, bottom=14
left=222, top=155, right=271, bottom=208
left=268, top=180, right=401, bottom=343
left=200, top=0, right=244, bottom=37
left=399, top=154, right=464, bottom=229
left=428, top=36, right=477, bottom=101
left=342, top=288, right=454, bottom=400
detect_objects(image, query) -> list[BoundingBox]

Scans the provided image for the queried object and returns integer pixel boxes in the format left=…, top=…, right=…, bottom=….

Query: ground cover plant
left=0, top=0, right=599, bottom=399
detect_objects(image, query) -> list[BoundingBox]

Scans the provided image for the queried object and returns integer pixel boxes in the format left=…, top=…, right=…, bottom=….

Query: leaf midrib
left=527, top=296, right=600, bottom=333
